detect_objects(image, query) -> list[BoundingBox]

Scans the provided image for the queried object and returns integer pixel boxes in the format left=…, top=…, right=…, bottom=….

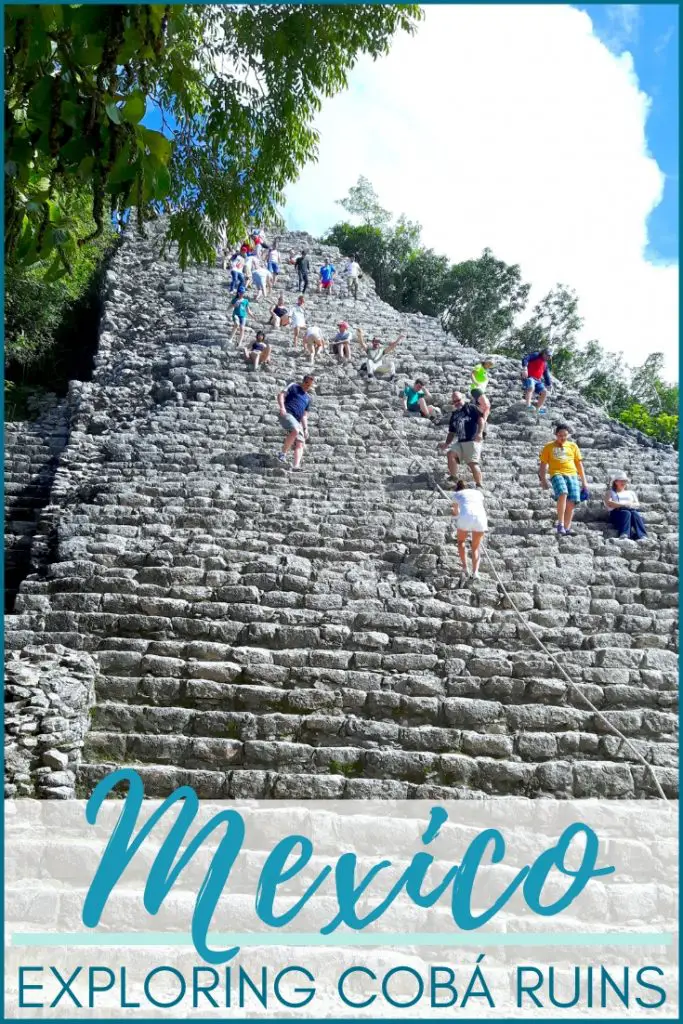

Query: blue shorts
left=268, top=261, right=279, bottom=274
left=407, top=405, right=423, bottom=416
left=523, top=377, right=546, bottom=394
left=551, top=474, right=580, bottom=503
left=233, top=313, right=247, bottom=325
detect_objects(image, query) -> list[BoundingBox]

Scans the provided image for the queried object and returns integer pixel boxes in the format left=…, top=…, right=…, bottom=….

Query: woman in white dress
left=451, top=479, right=488, bottom=579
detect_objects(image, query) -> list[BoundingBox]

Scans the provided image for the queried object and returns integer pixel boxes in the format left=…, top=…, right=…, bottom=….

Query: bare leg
left=563, top=500, right=576, bottom=529
left=524, top=385, right=533, bottom=407
left=283, top=428, right=298, bottom=455
left=418, top=398, right=431, bottom=417
left=447, top=452, right=459, bottom=479
left=535, top=388, right=548, bottom=410
left=469, top=461, right=482, bottom=487
left=471, top=532, right=484, bottom=574
left=293, top=439, right=305, bottom=468
left=555, top=493, right=567, bottom=525
left=456, top=530, right=469, bottom=574
left=262, top=345, right=272, bottom=364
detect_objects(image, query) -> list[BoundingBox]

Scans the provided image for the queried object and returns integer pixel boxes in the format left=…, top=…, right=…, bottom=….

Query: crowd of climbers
left=218, top=229, right=648, bottom=580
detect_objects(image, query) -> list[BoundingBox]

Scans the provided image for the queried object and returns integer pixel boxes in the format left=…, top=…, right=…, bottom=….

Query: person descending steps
left=230, top=287, right=251, bottom=346
left=303, top=326, right=326, bottom=367
left=290, top=295, right=307, bottom=348
left=243, top=330, right=272, bottom=372
left=451, top=479, right=488, bottom=581
left=470, top=387, right=491, bottom=438
left=402, top=378, right=441, bottom=420
left=277, top=375, right=315, bottom=471
left=522, top=347, right=552, bottom=414
left=539, top=422, right=590, bottom=536
left=317, top=256, right=336, bottom=297
left=357, top=328, right=402, bottom=381
left=471, top=356, right=495, bottom=392
left=439, top=390, right=485, bottom=487
left=344, top=253, right=361, bottom=301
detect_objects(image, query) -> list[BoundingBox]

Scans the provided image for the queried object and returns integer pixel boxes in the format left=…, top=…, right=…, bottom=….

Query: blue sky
left=575, top=4, right=678, bottom=263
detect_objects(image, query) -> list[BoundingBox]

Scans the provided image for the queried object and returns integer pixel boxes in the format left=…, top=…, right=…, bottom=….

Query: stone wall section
left=4, top=218, right=678, bottom=799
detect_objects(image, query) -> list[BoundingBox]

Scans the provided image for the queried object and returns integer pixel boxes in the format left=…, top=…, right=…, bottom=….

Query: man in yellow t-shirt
left=539, top=423, right=588, bottom=536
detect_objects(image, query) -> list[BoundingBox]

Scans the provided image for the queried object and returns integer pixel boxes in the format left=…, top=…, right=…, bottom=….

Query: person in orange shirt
left=539, top=423, right=589, bottom=536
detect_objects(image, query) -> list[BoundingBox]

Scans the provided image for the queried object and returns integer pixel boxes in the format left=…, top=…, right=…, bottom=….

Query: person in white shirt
left=251, top=265, right=272, bottom=301
left=290, top=295, right=307, bottom=348
left=267, top=245, right=280, bottom=281
left=229, top=253, right=245, bottom=293
left=603, top=472, right=648, bottom=541
left=451, top=480, right=488, bottom=579
left=303, top=326, right=326, bottom=366
left=244, top=253, right=260, bottom=284
left=345, top=254, right=361, bottom=301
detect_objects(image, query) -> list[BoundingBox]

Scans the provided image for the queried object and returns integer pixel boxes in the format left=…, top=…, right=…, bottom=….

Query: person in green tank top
left=471, top=357, right=495, bottom=392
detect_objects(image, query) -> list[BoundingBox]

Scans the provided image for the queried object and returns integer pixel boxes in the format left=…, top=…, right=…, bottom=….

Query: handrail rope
left=332, top=349, right=670, bottom=803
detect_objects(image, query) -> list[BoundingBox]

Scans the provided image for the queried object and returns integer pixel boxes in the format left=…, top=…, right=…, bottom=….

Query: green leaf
left=43, top=254, right=69, bottom=283
left=139, top=126, right=172, bottom=162
left=60, top=100, right=81, bottom=129
left=105, top=102, right=122, bottom=125
left=107, top=144, right=138, bottom=186
left=122, top=91, right=146, bottom=125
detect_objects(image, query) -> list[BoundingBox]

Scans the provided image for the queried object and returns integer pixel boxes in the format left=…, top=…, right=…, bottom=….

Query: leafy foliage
left=5, top=3, right=421, bottom=269
left=327, top=177, right=678, bottom=448
left=441, top=249, right=530, bottom=350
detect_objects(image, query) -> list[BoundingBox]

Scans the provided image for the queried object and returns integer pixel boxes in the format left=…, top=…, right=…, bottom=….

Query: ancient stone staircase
left=4, top=220, right=678, bottom=799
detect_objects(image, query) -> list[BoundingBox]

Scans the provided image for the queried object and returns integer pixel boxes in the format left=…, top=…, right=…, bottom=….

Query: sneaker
left=618, top=533, right=630, bottom=540
left=277, top=452, right=286, bottom=463
left=555, top=522, right=566, bottom=536
left=537, top=406, right=547, bottom=415
left=563, top=528, right=575, bottom=537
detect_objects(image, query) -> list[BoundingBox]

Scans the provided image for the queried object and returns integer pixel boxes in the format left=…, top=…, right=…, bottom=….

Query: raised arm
left=386, top=333, right=405, bottom=353
left=356, top=328, right=368, bottom=353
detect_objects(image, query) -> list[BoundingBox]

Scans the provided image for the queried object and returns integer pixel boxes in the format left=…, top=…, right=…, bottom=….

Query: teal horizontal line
left=11, top=932, right=674, bottom=949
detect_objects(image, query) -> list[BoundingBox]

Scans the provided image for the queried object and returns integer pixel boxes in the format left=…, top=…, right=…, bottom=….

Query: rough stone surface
left=4, top=218, right=679, bottom=799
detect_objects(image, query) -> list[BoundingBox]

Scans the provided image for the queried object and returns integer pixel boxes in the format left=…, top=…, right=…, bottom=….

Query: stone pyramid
left=4, top=219, right=678, bottom=799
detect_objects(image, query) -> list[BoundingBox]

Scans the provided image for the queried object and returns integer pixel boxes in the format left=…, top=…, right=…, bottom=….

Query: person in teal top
left=230, top=290, right=251, bottom=345
left=471, top=357, right=494, bottom=391
left=402, top=378, right=441, bottom=420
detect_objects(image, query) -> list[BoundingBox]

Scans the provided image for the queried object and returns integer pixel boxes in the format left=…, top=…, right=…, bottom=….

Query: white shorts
left=456, top=514, right=488, bottom=533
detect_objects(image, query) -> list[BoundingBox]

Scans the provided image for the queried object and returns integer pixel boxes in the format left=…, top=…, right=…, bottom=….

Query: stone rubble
left=4, top=218, right=678, bottom=799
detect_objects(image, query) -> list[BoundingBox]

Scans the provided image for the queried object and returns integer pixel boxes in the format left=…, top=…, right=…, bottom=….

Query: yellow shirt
left=540, top=440, right=582, bottom=477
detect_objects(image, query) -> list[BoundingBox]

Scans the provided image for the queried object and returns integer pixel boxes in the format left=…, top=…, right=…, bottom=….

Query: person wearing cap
left=357, top=327, right=403, bottom=380
left=402, top=378, right=441, bottom=420
left=451, top=479, right=488, bottom=580
left=332, top=321, right=352, bottom=361
left=302, top=325, right=326, bottom=366
left=243, top=330, right=272, bottom=371
left=539, top=423, right=588, bottom=536
left=251, top=262, right=272, bottom=302
left=521, top=348, right=553, bottom=413
left=438, top=391, right=485, bottom=487
left=277, top=374, right=315, bottom=470
left=290, top=295, right=307, bottom=348
left=603, top=473, right=647, bottom=541
left=471, top=357, right=495, bottom=392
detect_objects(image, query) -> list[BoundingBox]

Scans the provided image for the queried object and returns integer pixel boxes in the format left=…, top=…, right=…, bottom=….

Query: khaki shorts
left=449, top=440, right=482, bottom=464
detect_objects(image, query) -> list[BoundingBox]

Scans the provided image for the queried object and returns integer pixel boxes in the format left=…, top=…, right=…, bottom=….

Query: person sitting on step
left=438, top=391, right=485, bottom=487
left=451, top=479, right=488, bottom=580
left=243, top=330, right=271, bottom=371
left=269, top=294, right=290, bottom=329
left=357, top=328, right=402, bottom=380
left=303, top=326, right=326, bottom=366
left=603, top=471, right=648, bottom=541
left=331, top=322, right=352, bottom=362
left=277, top=374, right=315, bottom=470
left=539, top=422, right=589, bottom=537
left=402, top=378, right=440, bottom=419
left=521, top=347, right=553, bottom=413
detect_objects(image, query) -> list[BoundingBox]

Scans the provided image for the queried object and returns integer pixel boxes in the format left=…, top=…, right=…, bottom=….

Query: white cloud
left=284, top=4, right=678, bottom=380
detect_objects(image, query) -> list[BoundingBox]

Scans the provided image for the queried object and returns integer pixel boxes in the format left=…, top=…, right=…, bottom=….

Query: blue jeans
left=609, top=507, right=647, bottom=539
left=230, top=270, right=245, bottom=292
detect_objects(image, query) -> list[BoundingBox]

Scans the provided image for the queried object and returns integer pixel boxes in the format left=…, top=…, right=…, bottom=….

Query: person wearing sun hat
left=603, top=471, right=648, bottom=541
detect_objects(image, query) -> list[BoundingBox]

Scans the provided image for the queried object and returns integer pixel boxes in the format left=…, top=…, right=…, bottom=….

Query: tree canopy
left=4, top=3, right=421, bottom=271
left=326, top=176, right=678, bottom=448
